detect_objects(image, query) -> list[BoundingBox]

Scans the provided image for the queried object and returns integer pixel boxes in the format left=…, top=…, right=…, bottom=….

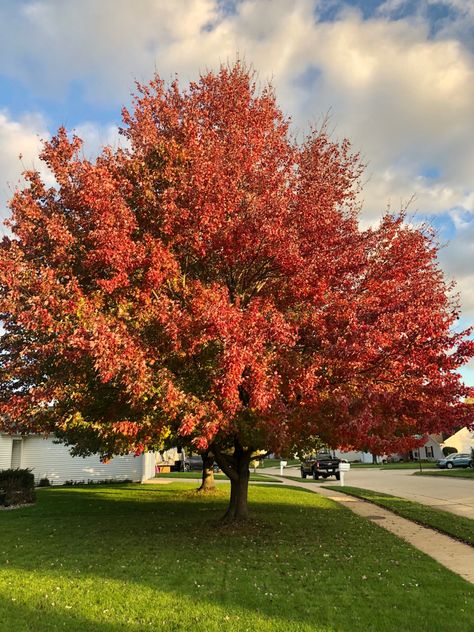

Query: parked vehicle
left=183, top=456, right=219, bottom=472
left=300, top=453, right=342, bottom=480
left=436, top=453, right=473, bottom=469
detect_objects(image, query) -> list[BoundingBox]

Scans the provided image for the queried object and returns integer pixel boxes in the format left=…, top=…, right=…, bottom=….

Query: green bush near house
left=0, top=468, right=36, bottom=507
left=442, top=446, right=458, bottom=456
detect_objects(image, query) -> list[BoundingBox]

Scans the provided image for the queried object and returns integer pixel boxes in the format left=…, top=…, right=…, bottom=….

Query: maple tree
left=1, top=63, right=473, bottom=520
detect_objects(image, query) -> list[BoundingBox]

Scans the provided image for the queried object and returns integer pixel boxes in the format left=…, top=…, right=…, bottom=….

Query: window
left=425, top=446, right=434, bottom=458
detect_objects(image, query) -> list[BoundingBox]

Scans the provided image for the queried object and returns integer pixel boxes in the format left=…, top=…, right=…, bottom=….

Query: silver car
left=436, top=453, right=473, bottom=469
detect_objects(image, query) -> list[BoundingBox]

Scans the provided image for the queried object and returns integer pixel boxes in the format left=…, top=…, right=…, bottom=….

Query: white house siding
left=444, top=427, right=474, bottom=454
left=9, top=435, right=146, bottom=485
left=423, top=436, right=444, bottom=460
left=408, top=436, right=443, bottom=461
left=335, top=449, right=375, bottom=463
left=141, top=452, right=157, bottom=482
left=0, top=435, right=13, bottom=469
left=156, top=447, right=181, bottom=464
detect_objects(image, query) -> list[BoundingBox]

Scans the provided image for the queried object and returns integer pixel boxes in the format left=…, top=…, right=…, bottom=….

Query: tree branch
left=212, top=444, right=238, bottom=481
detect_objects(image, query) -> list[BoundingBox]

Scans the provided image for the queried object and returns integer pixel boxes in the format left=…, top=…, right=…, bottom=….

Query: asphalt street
left=280, top=466, right=474, bottom=519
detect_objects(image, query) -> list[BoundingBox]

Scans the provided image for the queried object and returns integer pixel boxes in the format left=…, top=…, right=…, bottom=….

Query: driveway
left=280, top=466, right=474, bottom=519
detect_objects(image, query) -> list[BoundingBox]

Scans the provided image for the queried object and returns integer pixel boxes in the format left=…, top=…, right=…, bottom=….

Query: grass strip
left=282, top=474, right=335, bottom=484
left=413, top=469, right=474, bottom=479
left=258, top=458, right=300, bottom=468
left=154, top=472, right=280, bottom=482
left=350, top=463, right=437, bottom=469
left=327, top=485, right=474, bottom=547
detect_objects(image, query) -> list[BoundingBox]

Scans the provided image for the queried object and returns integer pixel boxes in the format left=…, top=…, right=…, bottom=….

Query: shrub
left=442, top=446, right=458, bottom=456
left=37, top=478, right=51, bottom=487
left=0, top=468, right=36, bottom=506
left=63, top=478, right=132, bottom=487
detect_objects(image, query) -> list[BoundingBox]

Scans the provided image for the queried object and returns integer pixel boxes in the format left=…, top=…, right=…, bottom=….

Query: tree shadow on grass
left=1, top=483, right=473, bottom=632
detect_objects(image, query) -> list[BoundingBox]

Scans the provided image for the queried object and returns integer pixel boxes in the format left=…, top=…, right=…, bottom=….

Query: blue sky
left=0, top=0, right=473, bottom=384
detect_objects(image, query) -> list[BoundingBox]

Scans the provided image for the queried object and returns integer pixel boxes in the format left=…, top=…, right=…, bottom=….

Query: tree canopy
left=1, top=63, right=473, bottom=519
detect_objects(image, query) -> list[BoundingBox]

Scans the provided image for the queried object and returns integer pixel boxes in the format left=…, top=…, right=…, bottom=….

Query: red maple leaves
left=0, top=62, right=472, bottom=459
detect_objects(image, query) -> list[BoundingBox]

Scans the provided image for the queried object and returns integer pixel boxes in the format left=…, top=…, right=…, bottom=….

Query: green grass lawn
left=350, top=462, right=437, bottom=470
left=155, top=471, right=280, bottom=482
left=282, top=474, right=335, bottom=483
left=1, top=483, right=473, bottom=632
left=258, top=458, right=300, bottom=468
left=328, top=486, right=474, bottom=546
left=414, top=469, right=474, bottom=479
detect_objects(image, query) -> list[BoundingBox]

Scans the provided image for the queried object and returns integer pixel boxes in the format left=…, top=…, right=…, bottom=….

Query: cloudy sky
left=0, top=0, right=473, bottom=383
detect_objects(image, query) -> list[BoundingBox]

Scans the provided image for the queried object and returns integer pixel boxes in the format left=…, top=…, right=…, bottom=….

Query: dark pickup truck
left=300, top=453, right=342, bottom=480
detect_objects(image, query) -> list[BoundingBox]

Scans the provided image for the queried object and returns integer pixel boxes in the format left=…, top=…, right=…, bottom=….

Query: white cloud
left=0, top=0, right=219, bottom=102
left=3, top=1, right=472, bottom=212
left=459, top=358, right=474, bottom=387
left=73, top=122, right=123, bottom=159
left=0, top=110, right=49, bottom=227
left=0, top=0, right=473, bottom=324
left=0, top=112, right=122, bottom=226
left=438, top=218, right=474, bottom=318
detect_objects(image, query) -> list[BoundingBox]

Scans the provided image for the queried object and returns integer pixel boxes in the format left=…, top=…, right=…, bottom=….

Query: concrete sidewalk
left=275, top=475, right=474, bottom=585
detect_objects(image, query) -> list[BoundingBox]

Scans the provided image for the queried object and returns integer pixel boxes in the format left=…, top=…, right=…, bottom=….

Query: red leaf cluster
left=1, top=62, right=472, bottom=459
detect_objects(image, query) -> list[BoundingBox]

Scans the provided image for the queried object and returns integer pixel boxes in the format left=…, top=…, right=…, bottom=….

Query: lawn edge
left=326, top=485, right=474, bottom=548
left=413, top=471, right=474, bottom=479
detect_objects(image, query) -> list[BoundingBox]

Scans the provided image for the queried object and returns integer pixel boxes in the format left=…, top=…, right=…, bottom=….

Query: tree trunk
left=233, top=460, right=250, bottom=520
left=197, top=451, right=216, bottom=492
left=222, top=477, right=238, bottom=520
left=215, top=440, right=252, bottom=522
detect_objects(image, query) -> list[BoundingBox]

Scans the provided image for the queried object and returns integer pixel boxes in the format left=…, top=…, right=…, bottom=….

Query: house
left=337, top=435, right=445, bottom=464
left=0, top=434, right=156, bottom=485
left=442, top=426, right=474, bottom=454
left=405, top=434, right=444, bottom=461
left=334, top=449, right=378, bottom=464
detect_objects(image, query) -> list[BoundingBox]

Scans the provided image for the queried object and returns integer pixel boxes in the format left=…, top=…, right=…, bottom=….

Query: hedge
left=0, top=468, right=36, bottom=507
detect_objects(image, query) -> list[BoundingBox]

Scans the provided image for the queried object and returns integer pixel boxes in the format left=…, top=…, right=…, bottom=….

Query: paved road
left=279, top=466, right=474, bottom=519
